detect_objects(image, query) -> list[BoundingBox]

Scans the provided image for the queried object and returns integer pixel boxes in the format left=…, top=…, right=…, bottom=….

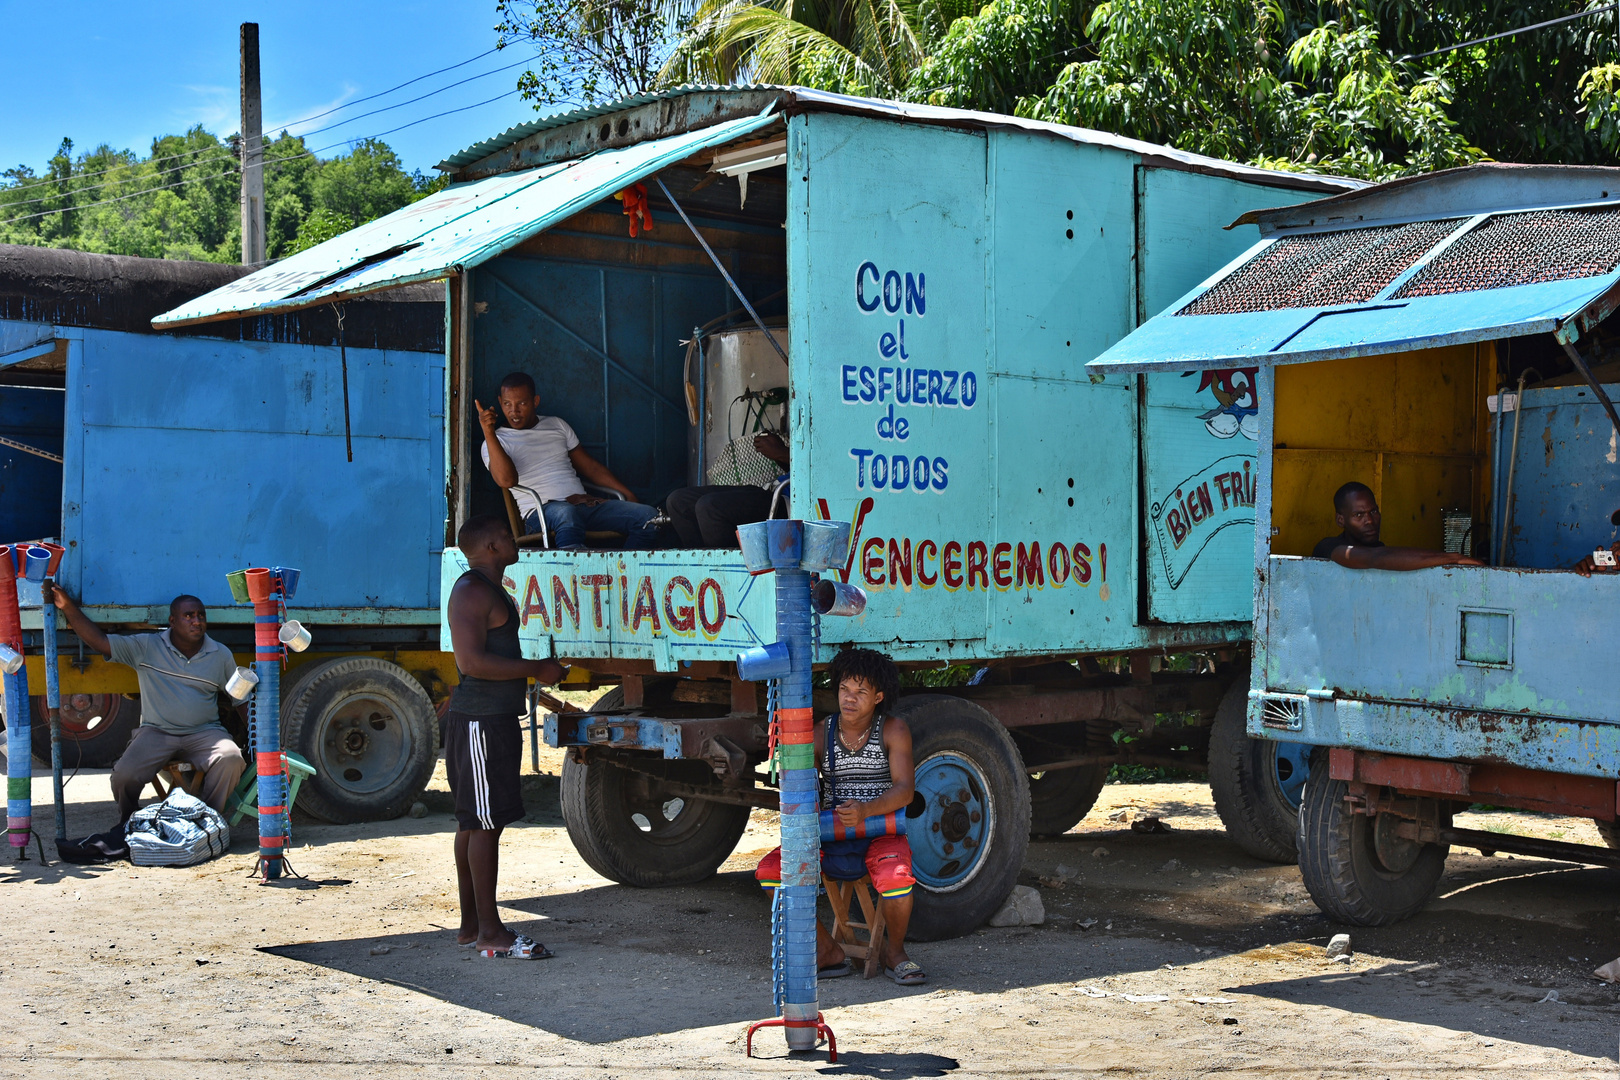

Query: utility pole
left=239, top=22, right=265, bottom=266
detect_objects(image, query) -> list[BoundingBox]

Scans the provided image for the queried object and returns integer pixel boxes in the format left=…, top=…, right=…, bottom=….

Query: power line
left=0, top=44, right=507, bottom=198
left=277, top=52, right=537, bottom=142
left=1398, top=2, right=1618, bottom=62
left=0, top=88, right=525, bottom=229
left=261, top=46, right=499, bottom=132
left=1, top=54, right=538, bottom=212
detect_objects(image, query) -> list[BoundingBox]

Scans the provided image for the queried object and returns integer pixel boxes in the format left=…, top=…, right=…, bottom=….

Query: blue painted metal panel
left=545, top=712, right=688, bottom=758
left=1502, top=382, right=1620, bottom=569
left=0, top=383, right=64, bottom=543
left=71, top=327, right=444, bottom=614
left=1089, top=262, right=1620, bottom=375
left=1262, top=555, right=1619, bottom=736
left=152, top=113, right=779, bottom=328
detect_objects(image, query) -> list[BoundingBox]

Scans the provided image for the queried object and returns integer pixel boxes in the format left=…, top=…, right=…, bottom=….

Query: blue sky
left=0, top=2, right=551, bottom=176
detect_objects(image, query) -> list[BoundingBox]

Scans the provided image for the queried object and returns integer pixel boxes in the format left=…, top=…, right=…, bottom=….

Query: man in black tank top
left=445, top=514, right=566, bottom=959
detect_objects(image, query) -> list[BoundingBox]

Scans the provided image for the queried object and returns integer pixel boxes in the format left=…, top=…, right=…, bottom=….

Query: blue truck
left=0, top=244, right=467, bottom=822
left=157, top=86, right=1359, bottom=937
left=1091, top=162, right=1620, bottom=924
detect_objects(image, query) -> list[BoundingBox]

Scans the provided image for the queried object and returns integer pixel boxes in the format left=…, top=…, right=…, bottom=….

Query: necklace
left=836, top=716, right=876, bottom=754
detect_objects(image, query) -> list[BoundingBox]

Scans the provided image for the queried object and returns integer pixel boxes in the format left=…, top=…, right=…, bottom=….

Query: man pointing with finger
left=478, top=371, right=661, bottom=550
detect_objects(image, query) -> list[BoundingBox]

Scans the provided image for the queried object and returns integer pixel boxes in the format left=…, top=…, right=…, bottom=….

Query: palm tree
left=661, top=0, right=975, bottom=99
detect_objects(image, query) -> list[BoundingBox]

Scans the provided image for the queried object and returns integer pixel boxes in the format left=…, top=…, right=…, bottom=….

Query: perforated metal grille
left=1177, top=219, right=1463, bottom=316
left=1391, top=208, right=1620, bottom=298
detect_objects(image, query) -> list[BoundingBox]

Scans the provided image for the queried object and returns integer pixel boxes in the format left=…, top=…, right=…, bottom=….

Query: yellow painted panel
left=1272, top=450, right=1379, bottom=557
left=1273, top=343, right=1490, bottom=557
left=1381, top=454, right=1476, bottom=550
left=25, top=649, right=461, bottom=701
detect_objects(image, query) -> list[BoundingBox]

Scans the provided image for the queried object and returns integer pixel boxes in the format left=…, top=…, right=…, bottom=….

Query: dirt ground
left=5, top=739, right=1620, bottom=1079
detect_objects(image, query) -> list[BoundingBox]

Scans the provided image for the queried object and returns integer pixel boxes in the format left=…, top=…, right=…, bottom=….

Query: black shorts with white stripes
left=443, top=710, right=525, bottom=831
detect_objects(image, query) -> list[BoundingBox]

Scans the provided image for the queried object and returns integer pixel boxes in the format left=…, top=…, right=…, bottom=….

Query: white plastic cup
left=225, top=665, right=259, bottom=702
left=278, top=620, right=312, bottom=652
left=0, top=642, right=22, bottom=676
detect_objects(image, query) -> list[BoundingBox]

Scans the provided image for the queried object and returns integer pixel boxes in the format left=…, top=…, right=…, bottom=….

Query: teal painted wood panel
left=439, top=548, right=776, bottom=665
left=791, top=112, right=993, bottom=652
left=988, top=131, right=1134, bottom=381
left=1139, top=168, right=1311, bottom=623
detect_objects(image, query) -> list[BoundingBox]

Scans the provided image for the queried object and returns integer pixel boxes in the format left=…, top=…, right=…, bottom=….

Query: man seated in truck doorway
left=754, top=648, right=927, bottom=986
left=1311, top=481, right=1483, bottom=570
left=47, top=587, right=244, bottom=824
left=664, top=431, right=790, bottom=548
left=478, top=371, right=660, bottom=551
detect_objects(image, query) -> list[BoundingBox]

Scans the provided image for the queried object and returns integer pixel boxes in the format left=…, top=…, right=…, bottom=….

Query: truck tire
left=23, top=693, right=139, bottom=769
left=1026, top=766, right=1107, bottom=838
left=1207, top=677, right=1310, bottom=863
left=559, top=687, right=750, bottom=887
left=282, top=657, right=439, bottom=824
left=1297, top=749, right=1448, bottom=926
left=1598, top=821, right=1620, bottom=849
left=894, top=694, right=1031, bottom=942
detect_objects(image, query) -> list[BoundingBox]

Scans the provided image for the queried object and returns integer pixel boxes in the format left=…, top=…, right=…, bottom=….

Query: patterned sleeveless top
left=823, top=715, right=892, bottom=809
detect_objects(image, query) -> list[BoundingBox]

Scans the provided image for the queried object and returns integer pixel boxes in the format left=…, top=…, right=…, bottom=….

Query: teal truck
left=156, top=87, right=1358, bottom=937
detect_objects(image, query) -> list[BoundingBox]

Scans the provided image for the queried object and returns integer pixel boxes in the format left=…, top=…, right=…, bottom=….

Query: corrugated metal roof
left=153, top=111, right=777, bottom=329
left=1086, top=165, right=1620, bottom=374
left=438, top=84, right=782, bottom=170
left=439, top=84, right=1366, bottom=196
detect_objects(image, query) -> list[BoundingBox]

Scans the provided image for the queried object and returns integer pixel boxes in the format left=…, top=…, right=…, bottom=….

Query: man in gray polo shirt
left=49, top=587, right=245, bottom=822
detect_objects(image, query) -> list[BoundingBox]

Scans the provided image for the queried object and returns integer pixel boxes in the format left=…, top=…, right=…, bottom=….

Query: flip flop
left=818, top=959, right=853, bottom=979
left=885, top=959, right=927, bottom=985
left=478, top=934, right=554, bottom=959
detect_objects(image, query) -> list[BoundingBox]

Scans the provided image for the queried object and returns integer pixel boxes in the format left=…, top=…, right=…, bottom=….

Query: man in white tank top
left=478, top=371, right=661, bottom=550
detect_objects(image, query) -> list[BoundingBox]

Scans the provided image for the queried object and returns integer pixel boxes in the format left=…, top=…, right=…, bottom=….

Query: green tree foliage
left=907, top=0, right=1095, bottom=115
left=497, top=0, right=689, bottom=104
left=1018, top=0, right=1482, bottom=178
left=0, top=128, right=442, bottom=262
left=663, top=0, right=979, bottom=96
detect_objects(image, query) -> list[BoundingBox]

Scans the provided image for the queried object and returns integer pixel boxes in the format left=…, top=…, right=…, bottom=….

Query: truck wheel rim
left=1272, top=741, right=1311, bottom=810
left=314, top=693, right=411, bottom=795
left=911, top=751, right=994, bottom=893
left=52, top=694, right=126, bottom=740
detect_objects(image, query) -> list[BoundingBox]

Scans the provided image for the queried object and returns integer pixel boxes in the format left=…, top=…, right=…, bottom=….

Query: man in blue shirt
left=49, top=587, right=244, bottom=822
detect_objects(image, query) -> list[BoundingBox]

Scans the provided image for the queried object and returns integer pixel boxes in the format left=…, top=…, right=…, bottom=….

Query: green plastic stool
left=228, top=751, right=317, bottom=825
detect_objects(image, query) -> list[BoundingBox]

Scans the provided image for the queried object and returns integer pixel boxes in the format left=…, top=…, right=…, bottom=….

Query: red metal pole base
left=744, top=1015, right=837, bottom=1062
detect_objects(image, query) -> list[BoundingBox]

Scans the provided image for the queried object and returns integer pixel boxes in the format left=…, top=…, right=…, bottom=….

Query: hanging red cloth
left=614, top=182, right=654, bottom=238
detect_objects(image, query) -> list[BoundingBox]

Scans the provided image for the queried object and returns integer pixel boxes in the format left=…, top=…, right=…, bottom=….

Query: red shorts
left=755, top=834, right=915, bottom=897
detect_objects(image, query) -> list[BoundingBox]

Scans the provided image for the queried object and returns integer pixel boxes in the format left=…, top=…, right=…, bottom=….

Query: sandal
left=478, top=934, right=554, bottom=959
left=885, top=959, right=927, bottom=985
left=818, top=959, right=854, bottom=979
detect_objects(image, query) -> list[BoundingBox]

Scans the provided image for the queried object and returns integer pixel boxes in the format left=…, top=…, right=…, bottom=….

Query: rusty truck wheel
left=1297, top=749, right=1448, bottom=926
left=22, top=693, right=139, bottom=769
left=282, top=657, right=440, bottom=823
left=894, top=694, right=1030, bottom=941
left=558, top=687, right=750, bottom=887
left=1208, top=677, right=1309, bottom=863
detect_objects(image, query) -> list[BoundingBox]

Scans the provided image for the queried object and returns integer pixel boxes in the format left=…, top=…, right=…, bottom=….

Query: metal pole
left=246, top=568, right=285, bottom=879
left=1498, top=372, right=1529, bottom=567
left=0, top=549, right=30, bottom=854
left=42, top=575, right=64, bottom=843
left=239, top=23, right=265, bottom=266
left=653, top=178, right=788, bottom=364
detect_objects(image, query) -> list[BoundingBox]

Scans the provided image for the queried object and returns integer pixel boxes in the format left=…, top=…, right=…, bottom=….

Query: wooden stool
left=148, top=759, right=205, bottom=800
left=823, top=874, right=888, bottom=979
